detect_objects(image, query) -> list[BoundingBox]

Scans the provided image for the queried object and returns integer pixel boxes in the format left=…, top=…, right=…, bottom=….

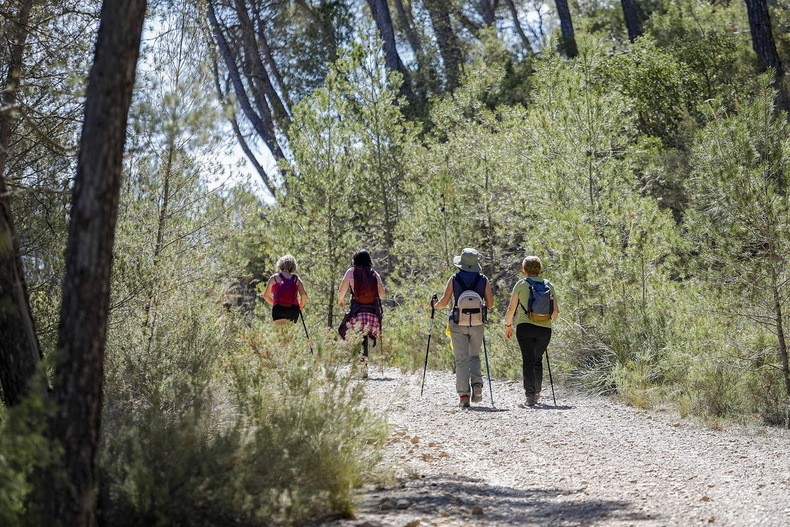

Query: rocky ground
left=321, top=366, right=790, bottom=527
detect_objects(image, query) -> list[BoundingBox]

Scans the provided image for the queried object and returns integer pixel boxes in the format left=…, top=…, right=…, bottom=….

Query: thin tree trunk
left=743, top=0, right=788, bottom=110
left=210, top=56, right=277, bottom=196
left=769, top=264, right=790, bottom=395
left=0, top=0, right=41, bottom=407
left=505, top=0, right=532, bottom=51
left=620, top=0, right=643, bottom=42
left=233, top=0, right=291, bottom=131
left=39, top=1, right=147, bottom=525
left=392, top=0, right=422, bottom=58
left=366, top=0, right=416, bottom=104
left=255, top=15, right=292, bottom=110
left=554, top=0, right=578, bottom=58
left=207, top=1, right=287, bottom=164
left=424, top=0, right=464, bottom=90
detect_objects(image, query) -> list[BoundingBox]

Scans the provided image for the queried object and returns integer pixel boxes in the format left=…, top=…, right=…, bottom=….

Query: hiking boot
left=459, top=395, right=471, bottom=408
left=471, top=383, right=483, bottom=403
left=525, top=393, right=538, bottom=406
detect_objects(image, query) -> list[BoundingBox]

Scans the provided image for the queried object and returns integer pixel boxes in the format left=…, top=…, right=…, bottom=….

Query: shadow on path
left=325, top=473, right=659, bottom=526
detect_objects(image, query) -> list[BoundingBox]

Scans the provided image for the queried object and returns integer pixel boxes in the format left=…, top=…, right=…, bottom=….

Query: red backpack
left=273, top=273, right=298, bottom=307
left=352, top=267, right=378, bottom=305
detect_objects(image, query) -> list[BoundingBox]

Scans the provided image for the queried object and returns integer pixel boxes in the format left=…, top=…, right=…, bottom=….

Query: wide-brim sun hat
left=453, top=248, right=483, bottom=273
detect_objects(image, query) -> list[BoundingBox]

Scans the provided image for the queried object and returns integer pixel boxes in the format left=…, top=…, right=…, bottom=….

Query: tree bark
left=554, top=0, right=578, bottom=58
left=392, top=0, right=422, bottom=58
left=424, top=0, right=464, bottom=90
left=40, top=0, right=147, bottom=525
left=366, top=0, right=416, bottom=104
left=0, top=0, right=41, bottom=407
left=233, top=0, right=291, bottom=131
left=620, top=0, right=643, bottom=42
left=743, top=0, right=787, bottom=110
left=505, top=0, right=532, bottom=51
left=207, top=1, right=287, bottom=165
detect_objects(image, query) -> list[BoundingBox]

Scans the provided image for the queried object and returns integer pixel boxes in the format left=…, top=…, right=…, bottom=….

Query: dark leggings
left=516, top=323, right=552, bottom=395
left=361, top=336, right=369, bottom=358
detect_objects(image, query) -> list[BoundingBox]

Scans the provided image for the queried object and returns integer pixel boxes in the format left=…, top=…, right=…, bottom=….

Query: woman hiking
left=504, top=256, right=559, bottom=406
left=431, top=248, right=494, bottom=407
left=338, top=250, right=386, bottom=378
left=262, top=254, right=308, bottom=326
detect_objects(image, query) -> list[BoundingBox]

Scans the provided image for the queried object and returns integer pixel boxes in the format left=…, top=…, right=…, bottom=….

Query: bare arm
left=338, top=278, right=350, bottom=308
left=552, top=297, right=560, bottom=320
left=484, top=279, right=494, bottom=308
left=262, top=276, right=276, bottom=305
left=504, top=292, right=519, bottom=340
left=377, top=273, right=386, bottom=298
left=432, top=278, right=454, bottom=309
left=297, top=278, right=308, bottom=309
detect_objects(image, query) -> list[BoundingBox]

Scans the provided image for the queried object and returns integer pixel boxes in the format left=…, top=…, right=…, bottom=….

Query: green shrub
left=0, top=383, right=59, bottom=525
left=100, top=311, right=387, bottom=526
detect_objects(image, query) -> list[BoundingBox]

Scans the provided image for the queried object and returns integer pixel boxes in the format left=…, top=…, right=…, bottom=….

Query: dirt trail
left=322, top=367, right=790, bottom=527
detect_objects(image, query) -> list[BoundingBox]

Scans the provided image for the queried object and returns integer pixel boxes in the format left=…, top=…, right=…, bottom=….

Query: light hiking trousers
left=450, top=322, right=484, bottom=396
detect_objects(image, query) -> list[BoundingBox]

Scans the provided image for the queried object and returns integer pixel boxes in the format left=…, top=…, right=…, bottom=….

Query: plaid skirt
left=346, top=311, right=381, bottom=339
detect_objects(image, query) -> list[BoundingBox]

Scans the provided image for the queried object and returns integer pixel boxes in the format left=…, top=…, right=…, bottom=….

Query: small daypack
left=352, top=267, right=379, bottom=305
left=518, top=277, right=553, bottom=322
left=273, top=273, right=298, bottom=307
left=452, top=273, right=486, bottom=326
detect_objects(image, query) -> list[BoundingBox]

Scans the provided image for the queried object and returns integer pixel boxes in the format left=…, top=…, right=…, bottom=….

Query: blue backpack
left=518, top=278, right=553, bottom=322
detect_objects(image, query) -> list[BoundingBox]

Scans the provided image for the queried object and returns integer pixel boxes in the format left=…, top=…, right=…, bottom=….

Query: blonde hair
left=276, top=254, right=297, bottom=273
left=522, top=256, right=542, bottom=276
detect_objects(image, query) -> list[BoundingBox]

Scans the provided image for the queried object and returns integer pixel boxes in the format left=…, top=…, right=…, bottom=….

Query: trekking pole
left=299, top=310, right=314, bottom=354
left=420, top=294, right=438, bottom=397
left=482, top=335, right=494, bottom=407
left=545, top=349, right=557, bottom=405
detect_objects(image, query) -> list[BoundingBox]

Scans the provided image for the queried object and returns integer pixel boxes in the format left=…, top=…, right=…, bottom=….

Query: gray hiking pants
left=449, top=322, right=484, bottom=395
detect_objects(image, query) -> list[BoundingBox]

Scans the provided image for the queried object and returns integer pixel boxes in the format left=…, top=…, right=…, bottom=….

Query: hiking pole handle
left=430, top=293, right=437, bottom=318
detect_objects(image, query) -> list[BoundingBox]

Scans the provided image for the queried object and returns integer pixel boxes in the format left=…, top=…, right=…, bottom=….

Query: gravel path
left=322, top=367, right=790, bottom=527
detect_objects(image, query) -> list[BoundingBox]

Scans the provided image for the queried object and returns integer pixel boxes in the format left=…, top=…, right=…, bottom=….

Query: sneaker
left=459, top=395, right=471, bottom=408
left=471, top=383, right=483, bottom=403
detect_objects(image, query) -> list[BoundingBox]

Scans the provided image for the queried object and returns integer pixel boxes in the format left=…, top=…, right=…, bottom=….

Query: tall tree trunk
left=233, top=0, right=291, bottom=131
left=0, top=0, right=41, bottom=407
left=207, top=2, right=287, bottom=166
left=39, top=0, right=147, bottom=525
left=743, top=0, right=788, bottom=110
left=392, top=0, right=422, bottom=58
left=554, top=0, right=578, bottom=58
left=210, top=57, right=278, bottom=196
left=769, top=265, right=790, bottom=396
left=620, top=0, right=643, bottom=42
left=424, top=0, right=464, bottom=90
left=366, top=0, right=416, bottom=104
left=505, top=0, right=533, bottom=51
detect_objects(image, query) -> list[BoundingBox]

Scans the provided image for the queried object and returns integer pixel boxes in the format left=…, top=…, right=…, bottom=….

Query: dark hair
left=352, top=249, right=372, bottom=267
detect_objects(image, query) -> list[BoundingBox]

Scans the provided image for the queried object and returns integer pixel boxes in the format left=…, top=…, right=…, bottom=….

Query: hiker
left=262, top=254, right=308, bottom=326
left=504, top=256, right=559, bottom=406
left=431, top=248, right=494, bottom=407
left=338, top=250, right=386, bottom=378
